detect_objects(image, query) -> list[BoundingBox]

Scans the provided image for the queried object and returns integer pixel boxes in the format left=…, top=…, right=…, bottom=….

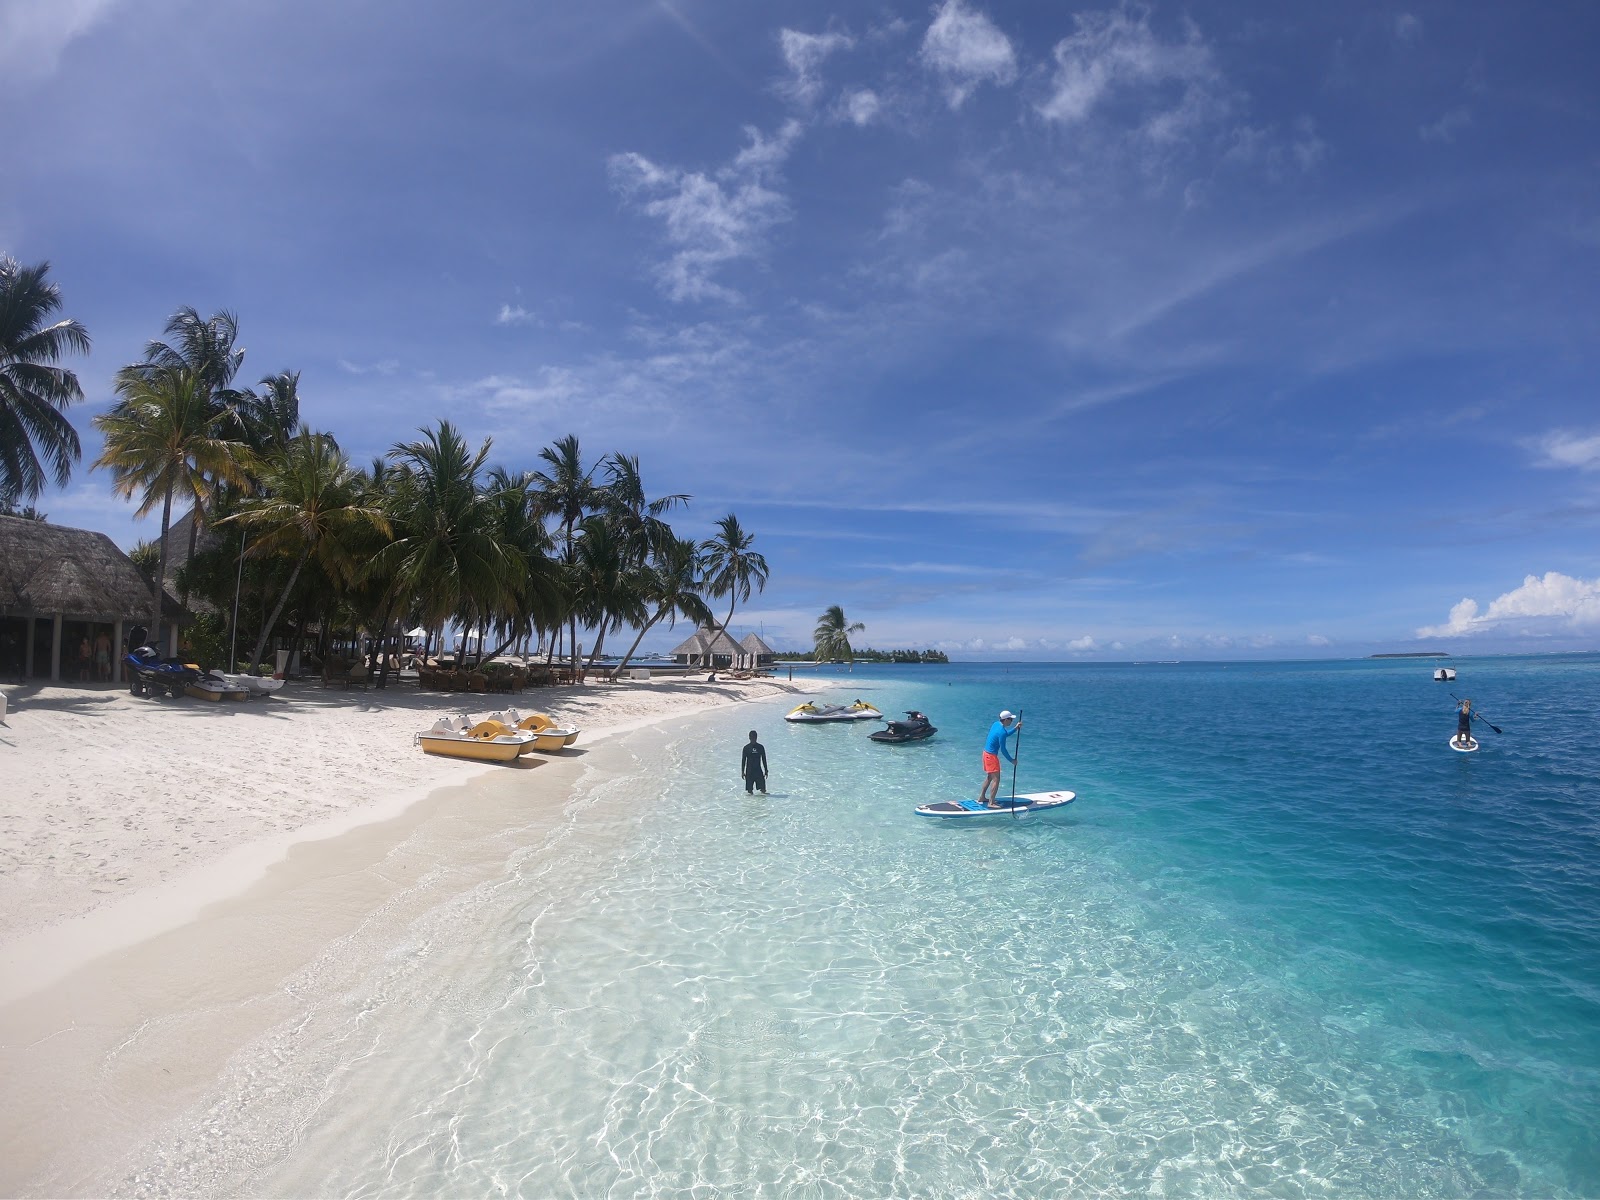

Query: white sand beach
left=0, top=671, right=825, bottom=1196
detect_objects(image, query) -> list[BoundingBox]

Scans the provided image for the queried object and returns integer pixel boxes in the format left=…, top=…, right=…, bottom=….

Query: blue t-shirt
left=984, top=720, right=1017, bottom=761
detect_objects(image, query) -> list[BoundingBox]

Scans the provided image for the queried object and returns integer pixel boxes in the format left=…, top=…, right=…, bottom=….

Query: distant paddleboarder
left=980, top=710, right=1022, bottom=807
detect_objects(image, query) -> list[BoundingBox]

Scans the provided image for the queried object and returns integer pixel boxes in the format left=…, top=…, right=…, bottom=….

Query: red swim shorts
left=982, top=751, right=1001, bottom=773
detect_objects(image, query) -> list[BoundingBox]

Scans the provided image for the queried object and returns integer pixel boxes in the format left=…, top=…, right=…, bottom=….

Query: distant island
left=786, top=648, right=949, bottom=664
left=1369, top=652, right=1449, bottom=658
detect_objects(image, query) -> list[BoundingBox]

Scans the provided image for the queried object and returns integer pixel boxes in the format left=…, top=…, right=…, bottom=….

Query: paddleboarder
left=1454, top=698, right=1477, bottom=749
left=740, top=729, right=769, bottom=794
left=980, top=710, right=1023, bottom=807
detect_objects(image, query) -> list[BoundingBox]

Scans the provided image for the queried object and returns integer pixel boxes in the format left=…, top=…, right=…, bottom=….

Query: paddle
left=1009, top=709, right=1023, bottom=820
left=1450, top=694, right=1503, bottom=735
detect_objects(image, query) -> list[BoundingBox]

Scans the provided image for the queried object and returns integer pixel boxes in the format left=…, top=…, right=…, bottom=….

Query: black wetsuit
left=741, top=741, right=768, bottom=794
left=1457, top=709, right=1473, bottom=740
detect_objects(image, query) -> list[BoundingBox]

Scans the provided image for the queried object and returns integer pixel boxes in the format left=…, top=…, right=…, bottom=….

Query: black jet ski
left=869, top=710, right=937, bottom=743
left=124, top=644, right=201, bottom=698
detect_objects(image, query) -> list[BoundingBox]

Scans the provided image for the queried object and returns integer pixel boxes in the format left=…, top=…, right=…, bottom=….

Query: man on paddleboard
left=1455, top=698, right=1476, bottom=748
left=980, top=710, right=1022, bottom=807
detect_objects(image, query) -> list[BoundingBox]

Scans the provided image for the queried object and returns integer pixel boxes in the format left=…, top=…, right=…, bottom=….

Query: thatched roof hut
left=739, top=632, right=777, bottom=667
left=669, top=627, right=745, bottom=667
left=0, top=515, right=178, bottom=682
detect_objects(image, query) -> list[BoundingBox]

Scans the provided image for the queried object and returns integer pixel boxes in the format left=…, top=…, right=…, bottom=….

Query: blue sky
left=5, top=0, right=1598, bottom=659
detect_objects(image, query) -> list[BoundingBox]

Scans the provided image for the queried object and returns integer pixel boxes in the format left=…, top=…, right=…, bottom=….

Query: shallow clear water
left=157, top=657, right=1600, bottom=1197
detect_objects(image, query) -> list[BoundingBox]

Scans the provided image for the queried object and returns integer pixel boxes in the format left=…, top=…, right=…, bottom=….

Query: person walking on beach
left=1455, top=698, right=1477, bottom=748
left=741, top=730, right=769, bottom=794
left=980, top=710, right=1022, bottom=807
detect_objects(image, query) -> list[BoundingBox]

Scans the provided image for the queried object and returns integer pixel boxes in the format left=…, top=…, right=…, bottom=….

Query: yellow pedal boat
left=416, top=716, right=535, bottom=763
left=488, top=708, right=581, bottom=752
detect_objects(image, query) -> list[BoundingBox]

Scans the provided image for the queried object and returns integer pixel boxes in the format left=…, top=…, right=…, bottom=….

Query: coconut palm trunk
left=249, top=547, right=311, bottom=673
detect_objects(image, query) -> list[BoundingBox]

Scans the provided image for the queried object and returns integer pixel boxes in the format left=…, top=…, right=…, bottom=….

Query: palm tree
left=239, top=369, right=302, bottom=454
left=93, top=366, right=253, bottom=643
left=571, top=515, right=647, bottom=672
left=376, top=421, right=522, bottom=644
left=601, top=453, right=688, bottom=563
left=609, top=533, right=714, bottom=680
left=123, top=307, right=250, bottom=616
left=0, top=256, right=89, bottom=504
left=220, top=431, right=390, bottom=672
left=813, top=605, right=865, bottom=663
left=531, top=434, right=602, bottom=675
left=701, top=513, right=769, bottom=666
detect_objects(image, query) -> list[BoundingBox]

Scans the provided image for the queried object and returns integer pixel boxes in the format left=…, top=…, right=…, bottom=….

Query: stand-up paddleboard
left=916, top=790, right=1076, bottom=820
left=1450, top=735, right=1479, bottom=753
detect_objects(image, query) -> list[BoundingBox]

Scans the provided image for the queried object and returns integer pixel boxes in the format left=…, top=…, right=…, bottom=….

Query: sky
left=4, top=0, right=1598, bottom=659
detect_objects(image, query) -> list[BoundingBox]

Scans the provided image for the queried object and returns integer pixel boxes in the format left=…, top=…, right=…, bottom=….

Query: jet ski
left=869, top=710, right=937, bottom=743
left=784, top=699, right=883, bottom=723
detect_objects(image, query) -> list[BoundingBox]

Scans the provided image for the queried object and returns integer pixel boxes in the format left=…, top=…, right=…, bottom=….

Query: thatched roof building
left=739, top=633, right=777, bottom=667
left=669, top=627, right=745, bottom=667
left=0, top=515, right=178, bottom=682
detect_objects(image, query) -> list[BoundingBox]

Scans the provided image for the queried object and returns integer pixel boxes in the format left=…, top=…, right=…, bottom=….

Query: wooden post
left=23, top=615, right=35, bottom=678
left=50, top=613, right=63, bottom=682
left=113, top=618, right=124, bottom=683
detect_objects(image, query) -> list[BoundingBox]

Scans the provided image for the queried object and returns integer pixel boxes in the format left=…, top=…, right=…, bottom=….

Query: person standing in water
left=980, top=710, right=1022, bottom=807
left=1455, top=698, right=1477, bottom=748
left=740, top=730, right=769, bottom=794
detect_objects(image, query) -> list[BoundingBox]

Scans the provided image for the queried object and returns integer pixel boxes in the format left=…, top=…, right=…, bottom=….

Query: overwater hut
left=0, top=515, right=180, bottom=683
left=669, top=627, right=744, bottom=668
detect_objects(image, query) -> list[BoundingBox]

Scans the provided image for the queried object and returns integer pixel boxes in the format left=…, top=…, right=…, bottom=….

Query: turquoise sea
left=148, top=656, right=1599, bottom=1198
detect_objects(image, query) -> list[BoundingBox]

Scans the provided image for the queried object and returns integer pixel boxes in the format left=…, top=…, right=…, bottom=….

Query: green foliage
left=0, top=256, right=88, bottom=503
left=180, top=609, right=229, bottom=670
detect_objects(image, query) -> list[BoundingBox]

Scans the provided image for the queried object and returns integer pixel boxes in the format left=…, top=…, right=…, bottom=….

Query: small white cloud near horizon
left=0, top=0, right=117, bottom=84
left=1417, top=572, right=1600, bottom=637
left=1067, top=635, right=1097, bottom=652
left=610, top=121, right=803, bottom=303
left=1526, top=428, right=1600, bottom=470
left=1307, top=634, right=1330, bottom=646
left=920, top=0, right=1018, bottom=109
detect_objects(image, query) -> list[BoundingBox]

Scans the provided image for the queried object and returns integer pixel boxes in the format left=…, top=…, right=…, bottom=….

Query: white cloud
left=609, top=121, right=803, bottom=303
left=1394, top=13, right=1423, bottom=43
left=920, top=0, right=1018, bottom=109
left=0, top=0, right=117, bottom=83
left=1526, top=429, right=1600, bottom=470
left=1417, top=572, right=1600, bottom=637
left=839, top=89, right=882, bottom=126
left=337, top=358, right=401, bottom=376
left=1036, top=5, right=1217, bottom=134
left=1067, top=635, right=1097, bottom=651
left=496, top=304, right=536, bottom=326
left=1419, top=107, right=1471, bottom=144
left=1306, top=634, right=1330, bottom=646
left=779, top=28, right=854, bottom=105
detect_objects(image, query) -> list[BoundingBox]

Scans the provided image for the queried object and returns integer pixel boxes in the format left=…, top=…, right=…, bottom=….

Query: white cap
left=999, top=710, right=1015, bottom=720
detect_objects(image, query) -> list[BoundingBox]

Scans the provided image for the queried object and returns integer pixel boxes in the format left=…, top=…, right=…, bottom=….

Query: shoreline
left=0, top=674, right=828, bottom=1196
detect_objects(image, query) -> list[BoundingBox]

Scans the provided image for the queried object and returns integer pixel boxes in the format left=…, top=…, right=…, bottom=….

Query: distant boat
left=1434, top=668, right=1457, bottom=681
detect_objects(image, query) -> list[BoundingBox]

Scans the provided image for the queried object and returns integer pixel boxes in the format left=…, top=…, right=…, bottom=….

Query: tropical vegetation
left=8, top=280, right=782, bottom=681
left=813, top=605, right=865, bottom=663
left=0, top=256, right=89, bottom=506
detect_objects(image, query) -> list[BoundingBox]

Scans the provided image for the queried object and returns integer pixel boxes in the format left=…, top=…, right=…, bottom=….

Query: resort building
left=0, top=515, right=178, bottom=683
left=738, top=633, right=777, bottom=668
left=669, top=627, right=744, bottom=668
